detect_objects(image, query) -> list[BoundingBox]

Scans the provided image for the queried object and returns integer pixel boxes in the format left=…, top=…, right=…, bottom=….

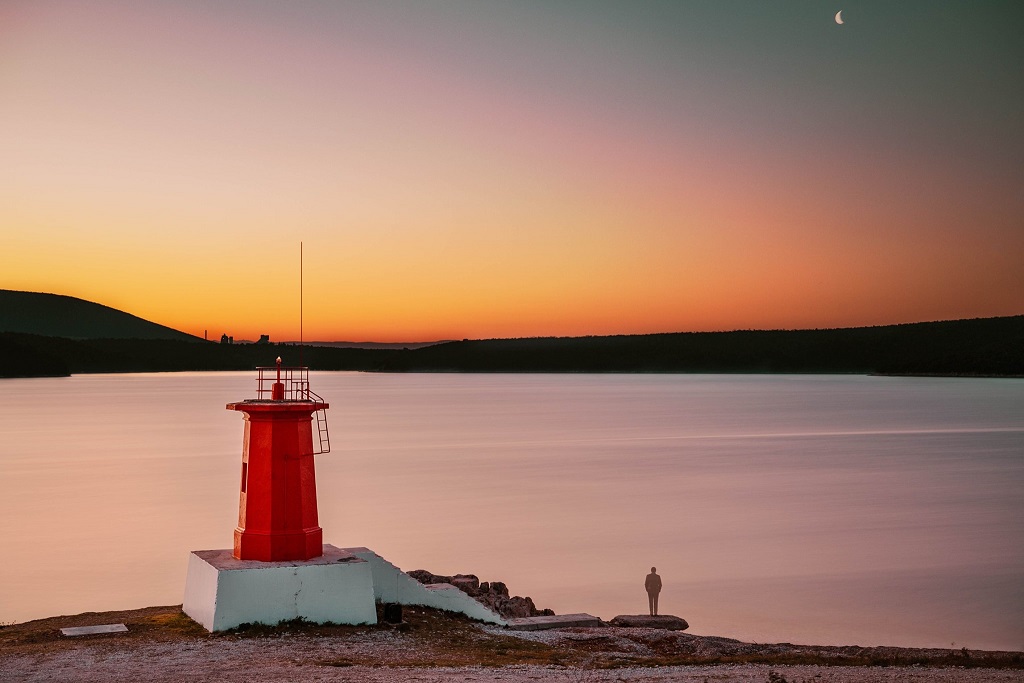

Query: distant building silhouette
left=220, top=334, right=234, bottom=345
left=256, top=334, right=270, bottom=344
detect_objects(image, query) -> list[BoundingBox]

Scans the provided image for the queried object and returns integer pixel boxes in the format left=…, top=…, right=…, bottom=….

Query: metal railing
left=254, top=364, right=331, bottom=454
left=255, top=365, right=324, bottom=402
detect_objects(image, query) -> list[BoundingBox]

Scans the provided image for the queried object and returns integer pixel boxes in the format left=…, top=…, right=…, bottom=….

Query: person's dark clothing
left=645, top=571, right=662, bottom=616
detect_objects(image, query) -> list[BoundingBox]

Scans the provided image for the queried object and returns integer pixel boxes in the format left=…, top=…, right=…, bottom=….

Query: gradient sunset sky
left=2, top=1, right=1022, bottom=341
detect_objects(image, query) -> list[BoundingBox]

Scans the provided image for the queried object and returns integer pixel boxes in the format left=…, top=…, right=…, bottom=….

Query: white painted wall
left=182, top=552, right=219, bottom=631
left=183, top=550, right=377, bottom=631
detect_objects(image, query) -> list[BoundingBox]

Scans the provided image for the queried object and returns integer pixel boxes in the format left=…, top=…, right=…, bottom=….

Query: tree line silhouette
left=2, top=315, right=1021, bottom=378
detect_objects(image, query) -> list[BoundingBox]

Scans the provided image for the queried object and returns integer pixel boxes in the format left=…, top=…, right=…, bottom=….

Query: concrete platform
left=183, top=544, right=507, bottom=632
left=506, top=613, right=603, bottom=631
left=183, top=544, right=377, bottom=631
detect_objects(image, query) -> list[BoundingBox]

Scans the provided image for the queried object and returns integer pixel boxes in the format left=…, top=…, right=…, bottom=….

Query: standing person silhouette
left=645, top=567, right=662, bottom=616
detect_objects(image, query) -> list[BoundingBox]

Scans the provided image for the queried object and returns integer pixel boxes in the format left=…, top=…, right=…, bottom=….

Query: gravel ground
left=2, top=606, right=1021, bottom=683
left=3, top=644, right=1022, bottom=683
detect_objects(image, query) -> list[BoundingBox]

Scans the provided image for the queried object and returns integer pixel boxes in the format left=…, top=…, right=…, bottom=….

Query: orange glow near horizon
left=1, top=2, right=1021, bottom=342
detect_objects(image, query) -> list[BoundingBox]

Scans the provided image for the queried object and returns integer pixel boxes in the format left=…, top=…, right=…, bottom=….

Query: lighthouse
left=182, top=361, right=377, bottom=631
left=228, top=358, right=328, bottom=561
left=183, top=361, right=511, bottom=632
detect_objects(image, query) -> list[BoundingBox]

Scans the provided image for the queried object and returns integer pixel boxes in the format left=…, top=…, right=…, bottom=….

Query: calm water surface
left=1, top=372, right=1021, bottom=650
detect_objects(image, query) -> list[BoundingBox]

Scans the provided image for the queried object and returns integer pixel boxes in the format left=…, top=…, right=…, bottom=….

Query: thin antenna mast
left=300, top=241, right=304, bottom=369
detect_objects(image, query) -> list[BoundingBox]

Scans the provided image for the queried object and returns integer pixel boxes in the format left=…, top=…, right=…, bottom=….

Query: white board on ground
left=60, top=624, right=128, bottom=637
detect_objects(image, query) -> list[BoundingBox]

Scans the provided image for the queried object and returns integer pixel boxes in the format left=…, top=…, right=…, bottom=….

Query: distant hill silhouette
left=0, top=289, right=1021, bottom=378
left=388, top=316, right=1024, bottom=376
left=0, top=290, right=199, bottom=341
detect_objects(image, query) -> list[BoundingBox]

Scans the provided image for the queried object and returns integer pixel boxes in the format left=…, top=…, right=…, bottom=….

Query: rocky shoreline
left=2, top=602, right=1022, bottom=683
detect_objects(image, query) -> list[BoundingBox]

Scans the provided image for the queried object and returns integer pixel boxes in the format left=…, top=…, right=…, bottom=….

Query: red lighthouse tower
left=226, top=358, right=330, bottom=562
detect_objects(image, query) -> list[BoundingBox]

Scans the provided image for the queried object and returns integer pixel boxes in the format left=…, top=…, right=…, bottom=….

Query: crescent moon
left=835, top=10, right=844, bottom=25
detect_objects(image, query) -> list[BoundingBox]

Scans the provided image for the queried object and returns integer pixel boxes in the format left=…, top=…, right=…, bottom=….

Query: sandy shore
left=2, top=606, right=1021, bottom=683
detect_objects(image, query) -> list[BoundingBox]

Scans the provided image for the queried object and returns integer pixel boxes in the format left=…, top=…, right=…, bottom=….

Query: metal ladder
left=313, top=407, right=330, bottom=454
left=305, top=386, right=331, bottom=455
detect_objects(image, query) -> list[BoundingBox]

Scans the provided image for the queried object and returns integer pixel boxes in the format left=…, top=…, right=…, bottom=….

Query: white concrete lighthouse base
left=182, top=544, right=377, bottom=632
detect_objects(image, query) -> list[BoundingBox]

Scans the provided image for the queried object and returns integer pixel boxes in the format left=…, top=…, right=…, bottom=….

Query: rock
left=407, top=570, right=552, bottom=619
left=609, top=614, right=689, bottom=630
left=501, top=596, right=535, bottom=619
left=407, top=570, right=451, bottom=585
left=450, top=576, right=480, bottom=594
left=452, top=574, right=480, bottom=590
